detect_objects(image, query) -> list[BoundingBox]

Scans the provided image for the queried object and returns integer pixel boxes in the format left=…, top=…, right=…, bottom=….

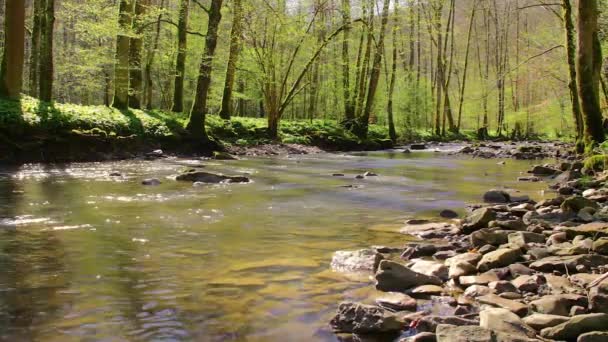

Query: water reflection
left=0, top=151, right=550, bottom=341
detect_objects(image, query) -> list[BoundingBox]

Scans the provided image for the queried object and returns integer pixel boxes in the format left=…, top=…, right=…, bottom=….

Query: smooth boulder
left=375, top=260, right=442, bottom=292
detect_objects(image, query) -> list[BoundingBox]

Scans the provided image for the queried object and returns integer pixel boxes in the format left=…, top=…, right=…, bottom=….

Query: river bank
left=327, top=153, right=608, bottom=341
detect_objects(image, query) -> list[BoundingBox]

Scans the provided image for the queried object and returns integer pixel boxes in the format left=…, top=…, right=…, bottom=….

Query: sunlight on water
left=0, top=150, right=549, bottom=341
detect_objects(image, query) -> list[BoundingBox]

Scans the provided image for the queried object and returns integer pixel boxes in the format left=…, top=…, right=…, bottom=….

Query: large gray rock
left=563, top=222, right=608, bottom=239
left=375, top=260, right=442, bottom=292
left=479, top=308, right=536, bottom=338
left=529, top=294, right=588, bottom=316
left=445, top=252, right=483, bottom=267
left=376, top=292, right=417, bottom=311
left=523, top=313, right=569, bottom=331
left=331, top=249, right=384, bottom=273
left=530, top=165, right=559, bottom=176
left=449, top=261, right=477, bottom=279
left=541, top=313, right=608, bottom=340
left=461, top=208, right=496, bottom=234
left=409, top=259, right=449, bottom=281
left=329, top=302, right=403, bottom=333
left=561, top=196, right=599, bottom=214
left=512, top=275, right=545, bottom=293
left=477, top=248, right=522, bottom=272
left=176, top=171, right=250, bottom=183
left=508, top=232, right=546, bottom=248
left=529, top=254, right=608, bottom=273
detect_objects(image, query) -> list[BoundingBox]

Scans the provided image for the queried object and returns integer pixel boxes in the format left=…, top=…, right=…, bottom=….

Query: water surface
left=0, top=149, right=550, bottom=341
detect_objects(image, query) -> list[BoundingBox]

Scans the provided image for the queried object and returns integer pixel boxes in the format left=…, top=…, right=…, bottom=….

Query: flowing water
left=0, top=148, right=550, bottom=341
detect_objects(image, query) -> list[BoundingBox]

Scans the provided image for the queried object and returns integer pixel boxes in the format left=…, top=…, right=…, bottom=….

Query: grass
left=0, top=96, right=393, bottom=151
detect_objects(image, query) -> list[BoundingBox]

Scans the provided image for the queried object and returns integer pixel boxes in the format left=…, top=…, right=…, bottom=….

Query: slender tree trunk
left=357, top=0, right=390, bottom=139
left=341, top=0, right=355, bottom=121
left=128, top=0, right=146, bottom=109
left=0, top=0, right=26, bottom=99
left=172, top=0, right=189, bottom=112
left=186, top=0, right=223, bottom=138
left=29, top=0, right=43, bottom=97
left=355, top=1, right=373, bottom=120
left=113, top=0, right=134, bottom=109
left=39, top=0, right=55, bottom=102
left=563, top=0, right=583, bottom=140
left=386, top=2, right=398, bottom=143
left=219, top=0, right=243, bottom=119
left=145, top=0, right=164, bottom=109
left=457, top=2, right=476, bottom=132
left=577, top=0, right=605, bottom=145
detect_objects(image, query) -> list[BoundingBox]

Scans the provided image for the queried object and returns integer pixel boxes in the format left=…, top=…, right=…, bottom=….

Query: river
left=0, top=147, right=549, bottom=341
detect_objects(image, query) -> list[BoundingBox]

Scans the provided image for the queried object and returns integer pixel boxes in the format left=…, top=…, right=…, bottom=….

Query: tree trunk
left=355, top=0, right=373, bottom=119
left=457, top=2, right=476, bottom=132
left=29, top=0, right=43, bottom=97
left=129, top=0, right=146, bottom=109
left=219, top=0, right=243, bottom=120
left=577, top=0, right=605, bottom=145
left=172, top=0, right=189, bottom=112
left=341, top=0, right=354, bottom=121
left=386, top=2, right=398, bottom=143
left=112, top=0, right=134, bottom=109
left=145, top=0, right=164, bottom=110
left=563, top=0, right=583, bottom=139
left=186, top=0, right=223, bottom=138
left=0, top=0, right=26, bottom=99
left=39, top=0, right=55, bottom=102
left=356, top=0, right=390, bottom=139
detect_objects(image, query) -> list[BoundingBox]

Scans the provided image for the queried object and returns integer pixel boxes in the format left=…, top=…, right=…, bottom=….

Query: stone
left=410, top=259, right=449, bottom=281
left=588, top=282, right=608, bottom=314
left=489, top=280, right=518, bottom=294
left=523, top=313, right=569, bottom=330
left=212, top=151, right=238, bottom=160
left=559, top=186, right=575, bottom=196
left=363, top=171, right=378, bottom=177
left=508, top=232, right=546, bottom=248
left=530, top=254, right=608, bottom=273
left=578, top=331, right=608, bottom=342
left=461, top=208, right=496, bottom=234
left=563, top=222, right=608, bottom=239
left=463, top=285, right=494, bottom=298
left=477, top=248, right=522, bottom=272
left=329, top=302, right=403, bottom=333
left=331, top=249, right=384, bottom=273
left=512, top=275, right=545, bottom=293
left=495, top=219, right=527, bottom=231
left=470, top=229, right=510, bottom=247
left=483, top=190, right=511, bottom=203
left=478, top=244, right=497, bottom=254
left=109, top=171, right=122, bottom=177
left=460, top=273, right=500, bottom=287
left=400, top=222, right=459, bottom=239
left=571, top=305, right=587, bottom=316
left=518, top=176, right=541, bottom=182
left=508, top=263, right=535, bottom=277
left=410, top=285, right=445, bottom=296
left=561, top=196, right=600, bottom=214
left=449, top=261, right=477, bottom=279
left=176, top=171, right=250, bottom=183
left=433, top=250, right=457, bottom=260
left=445, top=252, right=483, bottom=267
left=418, top=317, right=479, bottom=334
left=376, top=292, right=417, bottom=311
left=410, top=144, right=427, bottom=150
left=435, top=325, right=491, bottom=342
left=400, top=332, right=437, bottom=342
left=477, top=294, right=529, bottom=316
left=530, top=294, right=588, bottom=316
left=541, top=313, right=608, bottom=340
left=401, top=243, right=437, bottom=259
left=375, top=260, right=442, bottom=292
left=500, top=292, right=523, bottom=300
left=479, top=308, right=536, bottom=337
left=141, top=178, right=161, bottom=186
left=439, top=209, right=459, bottom=219
left=530, top=165, right=560, bottom=176
left=592, top=237, right=608, bottom=255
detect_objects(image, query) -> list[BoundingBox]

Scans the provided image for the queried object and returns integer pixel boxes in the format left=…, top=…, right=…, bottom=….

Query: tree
left=113, top=0, right=134, bottom=109
left=562, top=0, right=583, bottom=141
left=0, top=0, right=26, bottom=99
left=38, top=0, right=55, bottom=102
left=172, top=0, right=189, bottom=112
left=128, top=0, right=148, bottom=109
left=341, top=0, right=354, bottom=122
left=577, top=0, right=605, bottom=146
left=186, top=0, right=223, bottom=139
left=219, top=0, right=243, bottom=120
left=30, top=0, right=43, bottom=97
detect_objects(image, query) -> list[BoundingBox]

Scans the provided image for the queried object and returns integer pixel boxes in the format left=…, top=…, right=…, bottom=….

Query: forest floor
left=0, top=97, right=566, bottom=163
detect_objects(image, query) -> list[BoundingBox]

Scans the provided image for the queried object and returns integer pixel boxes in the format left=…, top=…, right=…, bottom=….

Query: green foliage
left=583, top=155, right=608, bottom=172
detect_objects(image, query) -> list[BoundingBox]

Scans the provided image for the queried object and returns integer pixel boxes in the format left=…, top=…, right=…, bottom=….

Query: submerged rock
left=331, top=249, right=384, bottom=273
left=375, top=292, right=417, bottom=311
left=329, top=302, right=403, bottom=334
left=176, top=171, right=250, bottom=184
left=141, top=178, right=161, bottom=186
left=483, top=190, right=511, bottom=203
left=213, top=151, right=238, bottom=160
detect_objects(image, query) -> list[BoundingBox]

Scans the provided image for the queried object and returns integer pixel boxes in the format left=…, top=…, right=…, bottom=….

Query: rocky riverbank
left=328, top=158, right=608, bottom=341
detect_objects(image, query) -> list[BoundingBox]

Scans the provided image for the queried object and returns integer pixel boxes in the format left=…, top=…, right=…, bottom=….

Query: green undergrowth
left=0, top=97, right=392, bottom=150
